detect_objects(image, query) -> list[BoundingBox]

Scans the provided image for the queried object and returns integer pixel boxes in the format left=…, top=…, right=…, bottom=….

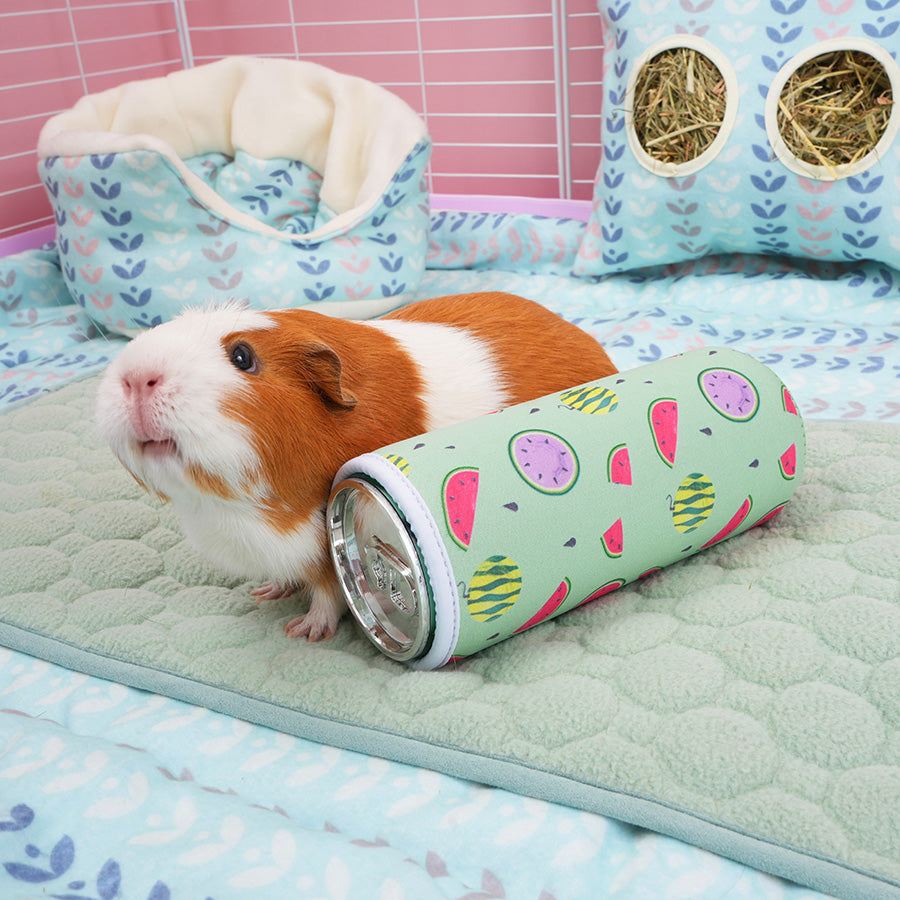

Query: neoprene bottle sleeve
left=329, top=347, right=806, bottom=669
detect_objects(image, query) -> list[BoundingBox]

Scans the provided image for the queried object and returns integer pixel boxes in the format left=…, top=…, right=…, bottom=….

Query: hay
left=632, top=46, right=727, bottom=165
left=777, top=49, right=893, bottom=172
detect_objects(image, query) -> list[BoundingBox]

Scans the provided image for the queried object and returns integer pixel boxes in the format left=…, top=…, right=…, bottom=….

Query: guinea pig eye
left=229, top=342, right=258, bottom=373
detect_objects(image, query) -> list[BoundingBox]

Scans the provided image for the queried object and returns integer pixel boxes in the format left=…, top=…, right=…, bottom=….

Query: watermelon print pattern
left=382, top=454, right=411, bottom=476
left=701, top=497, right=753, bottom=550
left=753, top=502, right=788, bottom=528
left=513, top=578, right=571, bottom=634
left=607, top=444, right=632, bottom=485
left=362, top=347, right=804, bottom=664
left=782, top=386, right=799, bottom=416
left=509, top=430, right=579, bottom=494
left=699, top=369, right=760, bottom=422
left=779, top=443, right=798, bottom=480
left=602, top=518, right=624, bottom=558
left=442, top=468, right=479, bottom=550
left=649, top=399, right=678, bottom=467
left=672, top=473, right=716, bottom=534
left=466, top=556, right=522, bottom=622
left=560, top=385, right=618, bottom=415
left=576, top=579, right=626, bottom=608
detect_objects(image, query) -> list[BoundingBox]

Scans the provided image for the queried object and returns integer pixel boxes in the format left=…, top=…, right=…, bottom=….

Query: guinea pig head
left=95, top=304, right=362, bottom=530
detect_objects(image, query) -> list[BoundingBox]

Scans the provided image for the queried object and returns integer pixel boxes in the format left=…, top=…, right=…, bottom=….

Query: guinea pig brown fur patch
left=219, top=310, right=427, bottom=536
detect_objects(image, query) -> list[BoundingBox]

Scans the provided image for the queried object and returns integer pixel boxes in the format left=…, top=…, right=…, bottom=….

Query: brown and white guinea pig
left=95, top=291, right=616, bottom=642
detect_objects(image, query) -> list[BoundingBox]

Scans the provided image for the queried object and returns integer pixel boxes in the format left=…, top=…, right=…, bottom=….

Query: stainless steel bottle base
left=328, top=478, right=432, bottom=662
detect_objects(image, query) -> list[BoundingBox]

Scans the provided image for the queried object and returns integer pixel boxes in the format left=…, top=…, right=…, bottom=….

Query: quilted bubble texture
left=1, top=375, right=900, bottom=897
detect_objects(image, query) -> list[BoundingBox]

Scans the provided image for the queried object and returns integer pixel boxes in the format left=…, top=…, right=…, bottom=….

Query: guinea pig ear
left=301, top=343, right=359, bottom=411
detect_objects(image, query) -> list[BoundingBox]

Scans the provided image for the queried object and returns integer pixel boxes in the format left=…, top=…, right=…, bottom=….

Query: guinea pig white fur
left=95, top=291, right=616, bottom=642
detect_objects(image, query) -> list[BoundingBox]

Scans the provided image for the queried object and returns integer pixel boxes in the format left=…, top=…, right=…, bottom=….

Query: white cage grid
left=0, top=0, right=605, bottom=239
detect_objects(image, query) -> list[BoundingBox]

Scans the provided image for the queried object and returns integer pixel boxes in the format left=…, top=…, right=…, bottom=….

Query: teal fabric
left=5, top=208, right=900, bottom=418
left=41, top=141, right=430, bottom=334
left=0, top=648, right=832, bottom=900
left=0, top=710, right=466, bottom=900
left=575, top=0, right=900, bottom=276
left=1, top=375, right=899, bottom=900
left=37, top=57, right=432, bottom=335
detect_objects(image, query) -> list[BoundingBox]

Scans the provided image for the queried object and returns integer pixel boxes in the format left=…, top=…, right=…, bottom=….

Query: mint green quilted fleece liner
left=2, top=377, right=899, bottom=900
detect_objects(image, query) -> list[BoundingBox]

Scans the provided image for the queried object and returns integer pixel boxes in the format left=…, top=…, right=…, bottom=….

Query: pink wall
left=0, top=0, right=603, bottom=239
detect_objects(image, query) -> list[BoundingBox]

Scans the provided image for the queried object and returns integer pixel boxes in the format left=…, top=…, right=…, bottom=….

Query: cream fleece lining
left=38, top=56, right=429, bottom=243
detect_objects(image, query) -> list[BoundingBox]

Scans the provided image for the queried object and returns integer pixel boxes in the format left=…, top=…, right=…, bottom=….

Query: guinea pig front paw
left=283, top=588, right=345, bottom=642
left=251, top=581, right=297, bottom=602
left=284, top=611, right=337, bottom=642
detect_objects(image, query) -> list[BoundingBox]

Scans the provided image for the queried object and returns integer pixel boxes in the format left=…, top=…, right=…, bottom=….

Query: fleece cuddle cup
left=37, top=56, right=432, bottom=335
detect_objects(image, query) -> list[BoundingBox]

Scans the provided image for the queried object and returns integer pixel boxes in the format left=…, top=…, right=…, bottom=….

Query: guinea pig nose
left=123, top=370, right=164, bottom=399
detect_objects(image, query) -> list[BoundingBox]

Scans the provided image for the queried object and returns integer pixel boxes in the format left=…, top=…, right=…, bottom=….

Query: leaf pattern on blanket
left=0, top=719, right=470, bottom=900
left=39, top=139, right=431, bottom=334
left=4, top=211, right=900, bottom=417
left=0, top=656, right=842, bottom=900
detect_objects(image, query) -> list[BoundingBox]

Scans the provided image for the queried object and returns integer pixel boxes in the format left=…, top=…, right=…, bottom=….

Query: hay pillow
left=574, top=1, right=900, bottom=277
left=38, top=57, right=431, bottom=335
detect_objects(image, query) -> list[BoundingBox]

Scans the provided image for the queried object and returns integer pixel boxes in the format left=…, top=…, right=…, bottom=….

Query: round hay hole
left=776, top=48, right=894, bottom=173
left=632, top=45, right=729, bottom=167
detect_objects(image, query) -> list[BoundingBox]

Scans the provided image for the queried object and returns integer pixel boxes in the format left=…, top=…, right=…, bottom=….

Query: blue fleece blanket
left=2, top=210, right=899, bottom=900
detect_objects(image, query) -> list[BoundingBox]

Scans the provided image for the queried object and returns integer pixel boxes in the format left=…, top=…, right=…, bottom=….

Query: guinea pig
left=95, top=291, right=616, bottom=642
